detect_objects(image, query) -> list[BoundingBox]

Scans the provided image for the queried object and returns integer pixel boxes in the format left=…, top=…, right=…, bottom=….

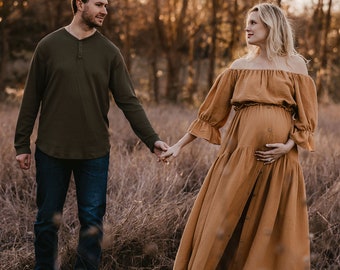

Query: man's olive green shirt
left=15, top=28, right=159, bottom=159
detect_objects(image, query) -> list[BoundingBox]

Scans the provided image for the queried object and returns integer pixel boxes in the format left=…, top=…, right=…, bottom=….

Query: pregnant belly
left=236, top=105, right=293, bottom=150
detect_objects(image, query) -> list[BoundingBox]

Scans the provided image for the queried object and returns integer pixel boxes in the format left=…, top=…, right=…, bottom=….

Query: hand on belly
left=254, top=139, right=295, bottom=165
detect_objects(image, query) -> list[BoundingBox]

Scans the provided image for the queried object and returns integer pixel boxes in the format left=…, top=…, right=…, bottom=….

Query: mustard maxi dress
left=173, top=69, right=318, bottom=270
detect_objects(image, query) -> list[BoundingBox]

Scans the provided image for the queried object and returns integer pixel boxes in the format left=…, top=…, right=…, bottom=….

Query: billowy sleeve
left=290, top=74, right=318, bottom=151
left=188, top=69, right=237, bottom=144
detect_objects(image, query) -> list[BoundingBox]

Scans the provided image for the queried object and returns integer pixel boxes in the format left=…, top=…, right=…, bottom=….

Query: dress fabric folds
left=173, top=69, right=318, bottom=270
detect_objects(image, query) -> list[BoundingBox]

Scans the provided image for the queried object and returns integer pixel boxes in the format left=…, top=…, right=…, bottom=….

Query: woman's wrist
left=285, top=139, right=295, bottom=153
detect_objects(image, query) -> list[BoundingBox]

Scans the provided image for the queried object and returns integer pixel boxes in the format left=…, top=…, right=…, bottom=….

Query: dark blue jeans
left=34, top=148, right=109, bottom=270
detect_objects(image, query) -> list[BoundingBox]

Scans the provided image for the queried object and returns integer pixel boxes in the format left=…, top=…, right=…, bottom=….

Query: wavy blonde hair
left=246, top=3, right=298, bottom=60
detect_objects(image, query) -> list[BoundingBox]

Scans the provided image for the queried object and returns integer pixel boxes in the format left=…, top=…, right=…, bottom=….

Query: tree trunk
left=225, top=0, right=239, bottom=63
left=316, top=0, right=332, bottom=103
left=165, top=51, right=181, bottom=102
left=0, top=24, right=9, bottom=100
left=149, top=44, right=159, bottom=103
left=123, top=0, right=132, bottom=71
left=207, top=0, right=218, bottom=89
left=183, top=34, right=196, bottom=103
left=153, top=0, right=189, bottom=102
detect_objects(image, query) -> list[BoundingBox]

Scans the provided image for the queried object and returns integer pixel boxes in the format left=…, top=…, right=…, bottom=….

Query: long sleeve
left=15, top=29, right=160, bottom=159
left=188, top=69, right=237, bottom=144
left=14, top=47, right=45, bottom=155
left=289, top=75, right=318, bottom=151
left=109, top=52, right=159, bottom=152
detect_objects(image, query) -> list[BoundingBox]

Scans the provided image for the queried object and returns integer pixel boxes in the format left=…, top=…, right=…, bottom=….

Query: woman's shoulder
left=229, top=58, right=249, bottom=69
left=229, top=55, right=309, bottom=75
left=287, top=55, right=308, bottom=75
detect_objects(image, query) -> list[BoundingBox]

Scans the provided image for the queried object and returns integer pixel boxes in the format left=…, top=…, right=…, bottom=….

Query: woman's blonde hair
left=246, top=3, right=297, bottom=60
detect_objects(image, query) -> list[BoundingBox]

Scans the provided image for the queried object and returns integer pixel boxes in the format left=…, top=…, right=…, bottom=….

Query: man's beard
left=82, top=10, right=103, bottom=28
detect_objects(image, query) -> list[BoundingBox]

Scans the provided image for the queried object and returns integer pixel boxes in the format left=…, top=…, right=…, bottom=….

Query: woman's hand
left=255, top=139, right=295, bottom=165
left=160, top=144, right=182, bottom=160
left=159, top=133, right=196, bottom=163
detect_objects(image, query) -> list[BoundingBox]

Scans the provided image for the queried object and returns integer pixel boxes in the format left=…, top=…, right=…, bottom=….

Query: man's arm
left=14, top=45, right=45, bottom=158
left=110, top=52, right=166, bottom=152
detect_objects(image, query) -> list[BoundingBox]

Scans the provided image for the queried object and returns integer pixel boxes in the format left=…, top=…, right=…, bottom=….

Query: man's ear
left=76, top=0, right=84, bottom=12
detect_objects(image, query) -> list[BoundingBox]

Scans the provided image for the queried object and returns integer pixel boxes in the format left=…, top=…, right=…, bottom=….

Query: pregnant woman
left=161, top=3, right=317, bottom=270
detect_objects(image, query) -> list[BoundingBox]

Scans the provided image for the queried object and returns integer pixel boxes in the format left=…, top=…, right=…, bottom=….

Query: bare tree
left=0, top=0, right=29, bottom=99
left=103, top=0, right=136, bottom=72
left=1, top=0, right=340, bottom=104
left=207, top=0, right=219, bottom=87
left=153, top=0, right=190, bottom=102
left=316, top=0, right=333, bottom=103
left=43, top=0, right=71, bottom=30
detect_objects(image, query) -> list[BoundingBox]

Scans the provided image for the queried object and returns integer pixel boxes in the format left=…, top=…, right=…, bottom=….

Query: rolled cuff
left=187, top=118, right=221, bottom=145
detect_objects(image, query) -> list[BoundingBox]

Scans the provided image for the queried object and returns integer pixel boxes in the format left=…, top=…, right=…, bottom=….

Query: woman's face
left=245, top=11, right=269, bottom=48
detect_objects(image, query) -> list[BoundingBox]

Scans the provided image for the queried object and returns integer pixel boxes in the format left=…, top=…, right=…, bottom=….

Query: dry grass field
left=0, top=102, right=339, bottom=269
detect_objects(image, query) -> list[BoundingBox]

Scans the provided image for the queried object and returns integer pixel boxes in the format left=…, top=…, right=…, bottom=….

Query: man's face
left=80, top=0, right=108, bottom=28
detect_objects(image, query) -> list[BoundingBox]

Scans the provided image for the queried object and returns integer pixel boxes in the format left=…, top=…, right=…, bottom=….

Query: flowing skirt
left=173, top=105, right=310, bottom=270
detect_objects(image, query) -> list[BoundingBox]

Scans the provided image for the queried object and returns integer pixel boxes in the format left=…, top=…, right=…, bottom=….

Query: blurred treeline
left=0, top=0, right=339, bottom=104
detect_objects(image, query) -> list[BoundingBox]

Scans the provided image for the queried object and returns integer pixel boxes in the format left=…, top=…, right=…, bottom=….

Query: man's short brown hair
left=71, top=0, right=89, bottom=14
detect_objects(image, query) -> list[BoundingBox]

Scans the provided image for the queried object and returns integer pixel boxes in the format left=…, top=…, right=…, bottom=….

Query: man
left=14, top=0, right=168, bottom=269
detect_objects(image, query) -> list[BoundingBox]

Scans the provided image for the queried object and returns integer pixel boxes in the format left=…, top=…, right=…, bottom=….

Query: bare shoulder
left=229, top=58, right=248, bottom=69
left=287, top=55, right=308, bottom=75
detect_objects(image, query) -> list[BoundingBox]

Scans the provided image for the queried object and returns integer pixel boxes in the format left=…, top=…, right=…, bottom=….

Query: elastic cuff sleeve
left=188, top=118, right=221, bottom=145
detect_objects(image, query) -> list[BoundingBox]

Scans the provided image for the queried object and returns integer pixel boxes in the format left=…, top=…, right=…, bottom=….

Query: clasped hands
left=153, top=140, right=180, bottom=164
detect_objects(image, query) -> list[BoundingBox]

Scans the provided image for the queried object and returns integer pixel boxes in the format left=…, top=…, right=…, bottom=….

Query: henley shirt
left=15, top=28, right=160, bottom=159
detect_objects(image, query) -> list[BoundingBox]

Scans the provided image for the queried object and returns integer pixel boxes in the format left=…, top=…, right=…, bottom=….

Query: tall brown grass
left=0, top=102, right=339, bottom=269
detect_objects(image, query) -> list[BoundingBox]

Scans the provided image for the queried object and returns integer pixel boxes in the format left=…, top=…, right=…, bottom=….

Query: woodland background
left=0, top=0, right=339, bottom=269
left=0, top=0, right=340, bottom=104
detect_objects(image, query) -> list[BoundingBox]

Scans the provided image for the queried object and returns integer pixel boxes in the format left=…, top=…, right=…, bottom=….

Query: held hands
left=158, top=133, right=196, bottom=163
left=160, top=143, right=182, bottom=162
left=153, top=140, right=178, bottom=164
left=254, top=139, right=295, bottom=165
left=153, top=140, right=170, bottom=159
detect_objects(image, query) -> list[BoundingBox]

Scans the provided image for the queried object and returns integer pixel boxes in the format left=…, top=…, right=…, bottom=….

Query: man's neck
left=65, top=19, right=96, bottom=40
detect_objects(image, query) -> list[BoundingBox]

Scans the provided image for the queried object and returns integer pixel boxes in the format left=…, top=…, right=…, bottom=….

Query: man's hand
left=16, top=153, right=31, bottom=170
left=153, top=140, right=169, bottom=158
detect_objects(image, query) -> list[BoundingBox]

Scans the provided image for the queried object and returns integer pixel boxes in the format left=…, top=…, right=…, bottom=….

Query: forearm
left=174, top=133, right=196, bottom=149
left=120, top=105, right=160, bottom=152
left=15, top=51, right=44, bottom=155
left=284, top=139, right=295, bottom=153
left=160, top=132, right=196, bottom=159
left=14, top=98, right=41, bottom=155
